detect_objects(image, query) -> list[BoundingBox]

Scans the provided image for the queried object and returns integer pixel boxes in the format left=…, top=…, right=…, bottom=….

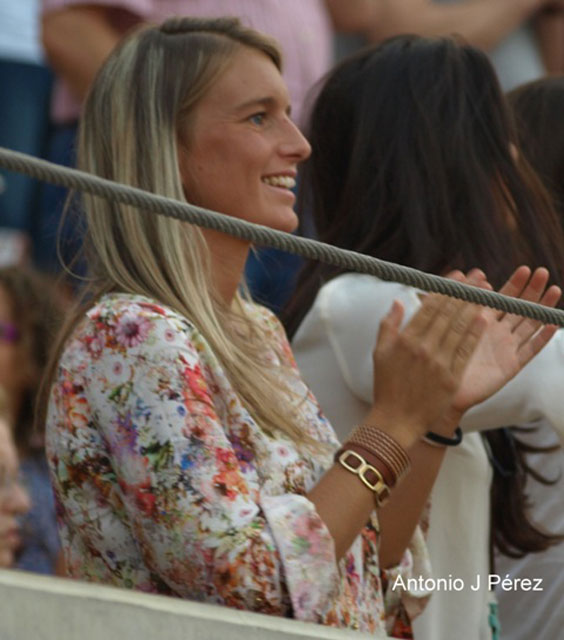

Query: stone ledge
left=0, top=570, right=387, bottom=640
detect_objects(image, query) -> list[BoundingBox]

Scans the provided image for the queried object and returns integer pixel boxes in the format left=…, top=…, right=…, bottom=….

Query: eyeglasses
left=0, top=322, right=19, bottom=343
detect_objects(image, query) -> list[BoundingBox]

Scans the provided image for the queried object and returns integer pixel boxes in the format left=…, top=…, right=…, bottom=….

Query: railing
left=0, top=570, right=385, bottom=640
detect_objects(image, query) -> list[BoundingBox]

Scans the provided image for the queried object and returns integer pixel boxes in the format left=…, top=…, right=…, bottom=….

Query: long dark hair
left=508, top=76, right=564, bottom=223
left=285, top=35, right=564, bottom=558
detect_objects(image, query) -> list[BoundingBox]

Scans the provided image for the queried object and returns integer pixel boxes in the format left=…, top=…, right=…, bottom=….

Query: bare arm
left=327, top=0, right=549, bottom=51
left=309, top=293, right=487, bottom=560
left=535, top=5, right=564, bottom=72
left=42, top=5, right=134, bottom=102
left=324, top=0, right=384, bottom=34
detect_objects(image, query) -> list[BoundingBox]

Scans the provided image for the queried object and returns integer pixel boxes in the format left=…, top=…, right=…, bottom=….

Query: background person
left=334, top=0, right=564, bottom=93
left=286, top=36, right=564, bottom=640
left=0, top=266, right=65, bottom=574
left=482, top=75, right=564, bottom=640
left=508, top=76, right=564, bottom=222
left=0, top=388, right=31, bottom=569
left=0, top=0, right=52, bottom=266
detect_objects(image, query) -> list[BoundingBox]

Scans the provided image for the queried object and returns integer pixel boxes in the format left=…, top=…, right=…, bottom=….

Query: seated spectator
left=0, top=266, right=65, bottom=573
left=508, top=76, right=564, bottom=219
left=0, top=387, right=31, bottom=568
left=486, top=75, right=564, bottom=640
left=0, top=0, right=52, bottom=249
left=286, top=35, right=564, bottom=640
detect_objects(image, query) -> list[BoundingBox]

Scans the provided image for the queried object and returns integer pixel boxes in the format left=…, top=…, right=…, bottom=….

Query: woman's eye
left=249, top=113, right=266, bottom=126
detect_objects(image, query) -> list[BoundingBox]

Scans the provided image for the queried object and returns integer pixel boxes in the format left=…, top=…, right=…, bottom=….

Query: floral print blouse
left=46, top=293, right=430, bottom=637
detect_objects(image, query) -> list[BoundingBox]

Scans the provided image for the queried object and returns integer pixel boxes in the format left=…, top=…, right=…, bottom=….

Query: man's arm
left=535, top=6, right=564, bottom=73
left=42, top=5, right=135, bottom=102
left=326, top=0, right=551, bottom=51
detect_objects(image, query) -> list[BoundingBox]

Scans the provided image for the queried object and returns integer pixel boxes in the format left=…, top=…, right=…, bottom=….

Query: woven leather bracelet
left=345, top=424, right=411, bottom=484
left=422, top=426, right=463, bottom=448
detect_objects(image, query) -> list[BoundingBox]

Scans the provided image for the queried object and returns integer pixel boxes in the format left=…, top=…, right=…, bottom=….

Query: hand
left=367, top=289, right=487, bottom=449
left=451, top=266, right=561, bottom=414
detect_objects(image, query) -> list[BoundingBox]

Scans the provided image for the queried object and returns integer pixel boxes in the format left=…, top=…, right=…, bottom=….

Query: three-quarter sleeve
left=75, top=302, right=341, bottom=620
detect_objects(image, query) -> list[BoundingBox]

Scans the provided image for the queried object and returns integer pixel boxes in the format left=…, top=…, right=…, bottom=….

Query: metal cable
left=2, top=146, right=564, bottom=325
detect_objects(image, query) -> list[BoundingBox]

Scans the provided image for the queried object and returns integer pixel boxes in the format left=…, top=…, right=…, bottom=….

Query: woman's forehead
left=199, top=47, right=290, bottom=114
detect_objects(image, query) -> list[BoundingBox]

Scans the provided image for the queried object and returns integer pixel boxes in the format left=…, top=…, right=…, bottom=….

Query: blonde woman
left=41, top=17, right=558, bottom=636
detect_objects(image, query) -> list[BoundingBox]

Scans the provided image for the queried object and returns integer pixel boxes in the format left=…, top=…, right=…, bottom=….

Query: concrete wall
left=0, top=570, right=387, bottom=640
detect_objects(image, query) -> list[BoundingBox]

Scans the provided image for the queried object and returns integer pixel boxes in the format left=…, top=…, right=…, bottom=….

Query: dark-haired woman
left=508, top=76, right=564, bottom=222
left=287, top=36, right=564, bottom=640
left=485, top=76, right=564, bottom=640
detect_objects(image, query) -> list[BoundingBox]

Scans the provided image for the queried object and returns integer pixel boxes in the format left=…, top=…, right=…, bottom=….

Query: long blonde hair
left=45, top=17, right=312, bottom=445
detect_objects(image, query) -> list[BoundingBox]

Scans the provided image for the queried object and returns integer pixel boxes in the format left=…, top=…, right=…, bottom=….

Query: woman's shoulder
left=317, top=273, right=419, bottom=311
left=299, top=274, right=421, bottom=338
left=88, top=292, right=185, bottom=324
left=63, top=293, right=204, bottom=366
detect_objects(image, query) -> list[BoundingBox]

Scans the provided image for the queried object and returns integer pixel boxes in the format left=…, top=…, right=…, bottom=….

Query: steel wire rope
left=1, top=146, right=564, bottom=326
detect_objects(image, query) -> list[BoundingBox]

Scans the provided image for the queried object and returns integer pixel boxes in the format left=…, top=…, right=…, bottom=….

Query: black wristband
left=422, top=426, right=463, bottom=448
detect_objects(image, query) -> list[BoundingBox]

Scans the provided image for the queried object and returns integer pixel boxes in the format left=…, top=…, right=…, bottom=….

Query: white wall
left=0, top=570, right=386, bottom=640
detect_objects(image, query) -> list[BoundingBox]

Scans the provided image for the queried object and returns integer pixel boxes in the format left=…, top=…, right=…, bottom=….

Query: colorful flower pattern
left=46, top=293, right=429, bottom=635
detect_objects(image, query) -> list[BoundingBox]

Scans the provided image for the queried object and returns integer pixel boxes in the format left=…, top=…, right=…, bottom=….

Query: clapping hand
left=451, top=266, right=561, bottom=414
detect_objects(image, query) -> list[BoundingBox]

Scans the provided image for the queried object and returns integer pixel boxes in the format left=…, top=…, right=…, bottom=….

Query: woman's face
left=0, top=419, right=30, bottom=567
left=179, top=46, right=311, bottom=234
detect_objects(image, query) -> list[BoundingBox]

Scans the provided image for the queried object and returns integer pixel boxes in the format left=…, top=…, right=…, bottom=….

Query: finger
left=406, top=270, right=472, bottom=340
left=466, top=268, right=493, bottom=291
left=451, top=312, right=488, bottom=379
left=516, top=324, right=558, bottom=368
left=505, top=267, right=551, bottom=332
left=403, top=292, right=451, bottom=338
left=428, top=269, right=486, bottom=352
left=377, top=300, right=404, bottom=347
left=514, top=285, right=562, bottom=345
left=497, top=266, right=532, bottom=297
left=495, top=266, right=532, bottom=320
left=436, top=299, right=483, bottom=358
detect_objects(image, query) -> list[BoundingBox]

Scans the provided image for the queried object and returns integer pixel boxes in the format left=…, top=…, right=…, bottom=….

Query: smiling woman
left=38, top=16, right=561, bottom=639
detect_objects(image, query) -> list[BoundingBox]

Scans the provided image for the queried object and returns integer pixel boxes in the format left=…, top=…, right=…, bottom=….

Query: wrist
left=431, top=407, right=464, bottom=438
left=362, top=407, right=422, bottom=451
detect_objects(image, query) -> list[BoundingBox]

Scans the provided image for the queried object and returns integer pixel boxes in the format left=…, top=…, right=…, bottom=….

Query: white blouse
left=293, top=273, right=564, bottom=640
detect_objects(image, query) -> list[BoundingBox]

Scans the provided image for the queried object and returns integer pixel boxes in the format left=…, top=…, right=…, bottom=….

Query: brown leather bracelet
left=346, top=425, right=411, bottom=483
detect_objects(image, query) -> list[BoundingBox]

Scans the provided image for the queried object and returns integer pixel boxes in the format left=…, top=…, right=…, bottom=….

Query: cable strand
left=1, top=146, right=563, bottom=325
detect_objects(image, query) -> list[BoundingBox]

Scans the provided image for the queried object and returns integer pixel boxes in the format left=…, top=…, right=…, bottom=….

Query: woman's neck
left=202, top=229, right=251, bottom=305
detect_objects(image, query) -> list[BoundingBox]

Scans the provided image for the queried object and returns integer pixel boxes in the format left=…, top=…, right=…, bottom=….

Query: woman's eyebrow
left=234, top=96, right=292, bottom=115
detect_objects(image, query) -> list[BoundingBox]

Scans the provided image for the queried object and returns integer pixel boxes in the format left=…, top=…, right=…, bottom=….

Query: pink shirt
left=42, top=0, right=333, bottom=127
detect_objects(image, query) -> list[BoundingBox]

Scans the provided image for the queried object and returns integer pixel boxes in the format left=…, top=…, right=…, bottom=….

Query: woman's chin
left=269, top=210, right=299, bottom=234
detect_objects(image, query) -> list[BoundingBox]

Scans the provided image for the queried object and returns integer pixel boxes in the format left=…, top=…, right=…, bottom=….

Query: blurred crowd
left=0, top=2, right=563, bottom=640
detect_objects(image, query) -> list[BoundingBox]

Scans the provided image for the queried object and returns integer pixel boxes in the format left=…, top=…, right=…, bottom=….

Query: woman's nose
left=8, top=482, right=31, bottom=515
left=280, top=118, right=312, bottom=162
